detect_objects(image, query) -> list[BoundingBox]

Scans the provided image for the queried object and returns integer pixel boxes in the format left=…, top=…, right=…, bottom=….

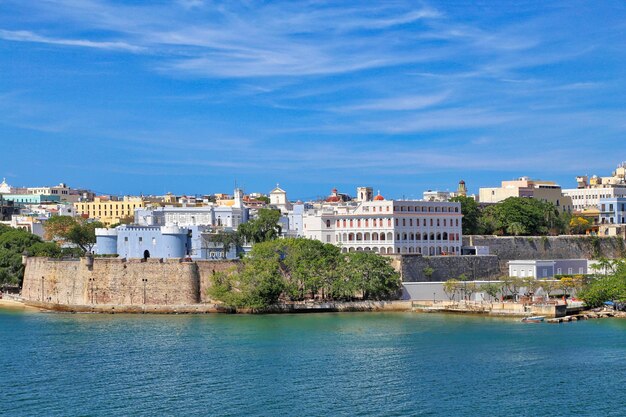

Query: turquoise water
left=1, top=310, right=625, bottom=417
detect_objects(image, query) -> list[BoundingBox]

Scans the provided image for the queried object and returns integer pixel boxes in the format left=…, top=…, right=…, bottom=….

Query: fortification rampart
left=391, top=255, right=500, bottom=282
left=22, top=257, right=240, bottom=308
left=463, top=235, right=626, bottom=274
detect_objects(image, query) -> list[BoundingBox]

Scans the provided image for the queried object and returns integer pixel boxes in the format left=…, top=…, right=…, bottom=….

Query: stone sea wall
left=391, top=255, right=500, bottom=282
left=22, top=257, right=240, bottom=307
left=463, top=235, right=626, bottom=273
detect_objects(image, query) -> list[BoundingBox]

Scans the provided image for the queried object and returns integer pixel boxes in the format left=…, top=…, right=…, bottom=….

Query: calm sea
left=0, top=309, right=625, bottom=417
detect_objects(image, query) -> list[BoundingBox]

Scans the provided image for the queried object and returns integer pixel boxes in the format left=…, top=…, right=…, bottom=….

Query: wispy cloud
left=334, top=92, right=450, bottom=112
left=0, top=29, right=144, bottom=52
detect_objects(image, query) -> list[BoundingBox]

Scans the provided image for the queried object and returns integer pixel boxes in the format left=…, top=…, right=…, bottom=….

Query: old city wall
left=196, top=260, right=241, bottom=303
left=22, top=257, right=85, bottom=305
left=392, top=255, right=500, bottom=282
left=463, top=235, right=626, bottom=274
left=22, top=257, right=238, bottom=307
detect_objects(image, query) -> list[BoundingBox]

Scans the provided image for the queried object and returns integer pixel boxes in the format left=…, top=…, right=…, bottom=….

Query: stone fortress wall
left=463, top=235, right=626, bottom=274
left=22, top=236, right=625, bottom=309
left=22, top=257, right=238, bottom=308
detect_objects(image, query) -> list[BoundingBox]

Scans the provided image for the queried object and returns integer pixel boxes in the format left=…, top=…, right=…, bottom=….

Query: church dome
left=374, top=193, right=385, bottom=201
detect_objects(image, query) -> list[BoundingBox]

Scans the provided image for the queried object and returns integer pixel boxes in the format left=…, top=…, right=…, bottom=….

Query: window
left=326, top=220, right=331, bottom=228
left=542, top=268, right=548, bottom=277
left=568, top=268, right=573, bottom=274
left=139, top=237, right=143, bottom=242
left=326, top=235, right=331, bottom=243
left=579, top=267, right=583, bottom=274
left=557, top=268, right=562, bottom=274
left=152, top=238, right=156, bottom=246
left=124, top=237, right=128, bottom=242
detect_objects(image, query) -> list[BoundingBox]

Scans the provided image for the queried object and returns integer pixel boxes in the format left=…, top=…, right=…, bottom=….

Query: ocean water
left=0, top=310, right=624, bottom=417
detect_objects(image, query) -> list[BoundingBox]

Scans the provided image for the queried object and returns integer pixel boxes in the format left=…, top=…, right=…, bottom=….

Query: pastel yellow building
left=479, top=177, right=573, bottom=213
left=74, top=196, right=146, bottom=226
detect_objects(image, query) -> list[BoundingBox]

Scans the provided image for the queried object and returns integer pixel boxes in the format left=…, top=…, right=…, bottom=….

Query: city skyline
left=2, top=1, right=626, bottom=198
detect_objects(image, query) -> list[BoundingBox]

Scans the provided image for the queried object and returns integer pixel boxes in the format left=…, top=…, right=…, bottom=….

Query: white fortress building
left=302, top=188, right=463, bottom=255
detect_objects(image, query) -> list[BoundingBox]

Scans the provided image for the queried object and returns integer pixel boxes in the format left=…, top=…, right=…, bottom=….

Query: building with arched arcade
left=302, top=189, right=462, bottom=256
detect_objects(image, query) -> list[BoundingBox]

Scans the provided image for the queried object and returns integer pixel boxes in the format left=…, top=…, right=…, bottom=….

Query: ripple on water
left=1, top=311, right=625, bottom=416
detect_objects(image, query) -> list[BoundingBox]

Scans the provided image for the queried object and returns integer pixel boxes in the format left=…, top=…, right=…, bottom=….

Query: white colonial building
left=302, top=190, right=462, bottom=255
left=134, top=189, right=248, bottom=229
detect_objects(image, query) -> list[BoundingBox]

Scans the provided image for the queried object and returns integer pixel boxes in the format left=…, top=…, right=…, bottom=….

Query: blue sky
left=1, top=1, right=626, bottom=200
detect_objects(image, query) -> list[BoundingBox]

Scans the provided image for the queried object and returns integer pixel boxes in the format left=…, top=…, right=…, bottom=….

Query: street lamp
left=88, top=278, right=95, bottom=304
left=142, top=278, right=148, bottom=304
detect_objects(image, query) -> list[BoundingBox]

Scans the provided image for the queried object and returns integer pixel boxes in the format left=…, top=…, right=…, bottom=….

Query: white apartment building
left=302, top=192, right=462, bottom=255
left=564, top=163, right=626, bottom=212
left=564, top=186, right=626, bottom=212
left=135, top=189, right=248, bottom=229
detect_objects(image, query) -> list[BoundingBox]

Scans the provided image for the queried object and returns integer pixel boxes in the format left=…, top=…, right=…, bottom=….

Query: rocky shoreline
left=546, top=310, right=626, bottom=323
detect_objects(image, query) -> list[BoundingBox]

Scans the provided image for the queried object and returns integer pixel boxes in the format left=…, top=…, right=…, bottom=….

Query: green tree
left=207, top=230, right=242, bottom=258
left=237, top=209, right=282, bottom=243
left=342, top=252, right=400, bottom=300
left=0, top=224, right=63, bottom=285
left=450, top=196, right=480, bottom=235
left=481, top=282, right=502, bottom=301
left=485, top=197, right=560, bottom=236
left=207, top=238, right=401, bottom=308
left=43, top=216, right=102, bottom=254
left=443, top=279, right=460, bottom=301
left=501, top=276, right=524, bottom=300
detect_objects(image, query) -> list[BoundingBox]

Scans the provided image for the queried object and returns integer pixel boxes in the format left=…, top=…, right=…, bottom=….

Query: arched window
left=443, top=219, right=447, bottom=227
left=437, top=219, right=440, bottom=227
left=343, top=219, right=347, bottom=227
left=430, top=219, right=433, bottom=227
left=372, top=232, right=379, bottom=241
left=365, top=219, right=369, bottom=227
left=350, top=219, right=353, bottom=227
left=402, top=219, right=406, bottom=227
left=357, top=219, right=361, bottom=227
left=380, top=233, right=386, bottom=241
left=326, top=219, right=331, bottom=228
left=395, top=219, right=399, bottom=226
left=388, top=219, right=392, bottom=227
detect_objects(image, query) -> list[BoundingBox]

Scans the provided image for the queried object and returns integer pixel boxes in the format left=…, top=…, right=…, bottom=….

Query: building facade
left=302, top=191, right=462, bottom=255
left=598, top=197, right=626, bottom=225
left=479, top=177, right=573, bottom=213
left=508, top=259, right=588, bottom=278
left=0, top=194, right=61, bottom=204
left=75, top=196, right=146, bottom=226
left=95, top=225, right=237, bottom=260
